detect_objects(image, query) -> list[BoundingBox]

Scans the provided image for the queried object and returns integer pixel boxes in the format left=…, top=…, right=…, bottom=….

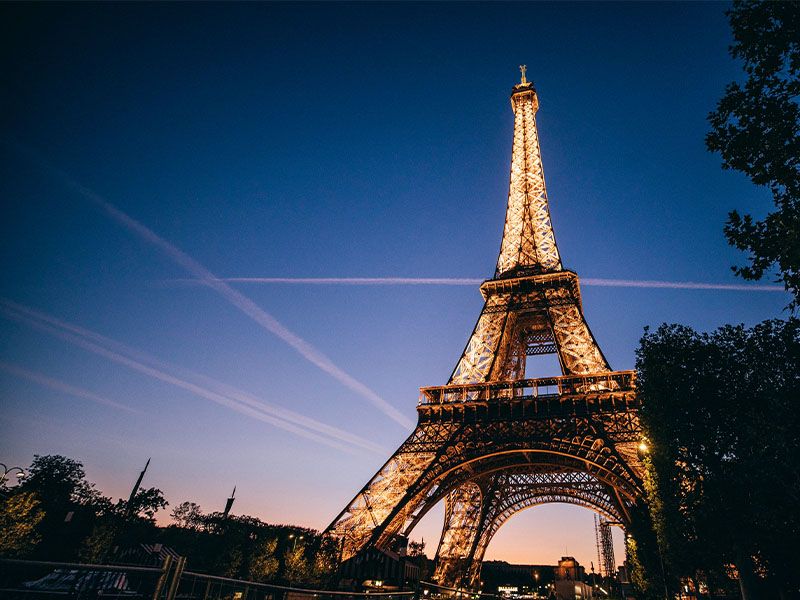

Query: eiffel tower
left=327, top=67, right=644, bottom=590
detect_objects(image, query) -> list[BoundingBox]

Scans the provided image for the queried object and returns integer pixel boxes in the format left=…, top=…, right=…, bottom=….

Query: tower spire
left=496, top=70, right=562, bottom=277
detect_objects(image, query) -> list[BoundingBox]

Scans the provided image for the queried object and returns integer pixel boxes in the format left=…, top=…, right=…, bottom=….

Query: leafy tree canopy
left=2, top=453, right=333, bottom=583
left=636, top=318, right=800, bottom=596
left=123, top=487, right=168, bottom=521
left=249, top=538, right=279, bottom=582
left=0, top=491, right=44, bottom=557
left=707, top=0, right=800, bottom=307
left=408, top=539, right=426, bottom=557
left=171, top=501, right=204, bottom=529
left=20, top=455, right=89, bottom=509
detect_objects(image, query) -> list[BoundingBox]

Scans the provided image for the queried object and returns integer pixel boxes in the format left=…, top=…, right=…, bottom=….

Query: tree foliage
left=160, top=504, right=324, bottom=584
left=625, top=482, right=666, bottom=600
left=284, top=545, right=311, bottom=583
left=171, top=501, right=204, bottom=530
left=1, top=455, right=349, bottom=585
left=79, top=519, right=118, bottom=563
left=20, top=455, right=90, bottom=509
left=249, top=538, right=280, bottom=582
left=408, top=539, right=426, bottom=557
left=16, top=455, right=109, bottom=559
left=0, top=491, right=44, bottom=557
left=124, top=487, right=168, bottom=521
left=636, top=319, right=800, bottom=597
left=706, top=0, right=800, bottom=307
left=9, top=454, right=173, bottom=560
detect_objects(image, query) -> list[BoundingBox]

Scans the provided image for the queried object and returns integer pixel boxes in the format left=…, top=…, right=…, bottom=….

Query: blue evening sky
left=0, top=2, right=787, bottom=567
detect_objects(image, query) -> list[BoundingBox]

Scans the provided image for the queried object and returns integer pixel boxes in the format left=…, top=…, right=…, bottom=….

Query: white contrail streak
left=215, top=277, right=484, bottom=285
left=0, top=360, right=138, bottom=414
left=580, top=278, right=784, bottom=292
left=3, top=305, right=353, bottom=454
left=43, top=172, right=412, bottom=430
left=179, top=276, right=785, bottom=292
left=0, top=300, right=385, bottom=454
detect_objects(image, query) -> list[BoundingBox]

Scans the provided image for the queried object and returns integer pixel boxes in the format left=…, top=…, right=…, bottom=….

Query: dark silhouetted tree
left=706, top=0, right=800, bottom=308
left=17, top=455, right=110, bottom=559
left=79, top=520, right=117, bottom=563
left=636, top=319, right=800, bottom=598
left=408, top=539, right=426, bottom=557
left=20, top=455, right=88, bottom=510
left=123, top=487, right=168, bottom=521
left=170, top=501, right=203, bottom=530
left=309, top=536, right=340, bottom=587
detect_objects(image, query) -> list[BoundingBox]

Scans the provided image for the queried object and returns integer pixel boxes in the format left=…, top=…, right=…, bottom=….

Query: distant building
left=554, top=557, right=593, bottom=600
left=338, top=546, right=421, bottom=591
left=481, top=560, right=555, bottom=596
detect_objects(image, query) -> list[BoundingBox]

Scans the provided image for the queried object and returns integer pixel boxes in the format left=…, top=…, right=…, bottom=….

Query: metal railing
left=0, top=559, right=427, bottom=600
left=418, top=371, right=635, bottom=406
left=0, top=557, right=172, bottom=600
left=176, top=570, right=416, bottom=600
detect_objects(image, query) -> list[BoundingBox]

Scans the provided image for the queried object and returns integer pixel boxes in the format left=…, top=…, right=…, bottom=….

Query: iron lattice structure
left=327, top=70, right=644, bottom=590
left=595, top=515, right=616, bottom=578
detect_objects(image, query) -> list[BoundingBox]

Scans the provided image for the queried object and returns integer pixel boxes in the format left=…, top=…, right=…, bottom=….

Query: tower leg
left=433, top=482, right=485, bottom=590
left=328, top=440, right=438, bottom=560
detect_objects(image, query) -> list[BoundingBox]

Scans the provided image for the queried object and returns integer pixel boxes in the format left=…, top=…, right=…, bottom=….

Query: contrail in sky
left=212, top=278, right=486, bottom=286
left=0, top=360, right=139, bottom=414
left=31, top=163, right=412, bottom=430
left=0, top=300, right=385, bottom=454
left=11, top=147, right=781, bottom=433
left=580, top=278, right=784, bottom=292
left=172, top=276, right=785, bottom=292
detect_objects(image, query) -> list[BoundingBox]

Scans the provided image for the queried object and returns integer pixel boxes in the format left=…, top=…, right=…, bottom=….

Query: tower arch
left=432, top=468, right=626, bottom=589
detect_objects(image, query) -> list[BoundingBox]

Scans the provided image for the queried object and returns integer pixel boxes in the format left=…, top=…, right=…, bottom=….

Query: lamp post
left=0, top=463, right=26, bottom=489
left=288, top=534, right=304, bottom=551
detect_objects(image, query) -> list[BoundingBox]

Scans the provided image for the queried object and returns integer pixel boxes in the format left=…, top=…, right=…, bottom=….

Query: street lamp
left=0, top=463, right=26, bottom=489
left=288, top=534, right=305, bottom=551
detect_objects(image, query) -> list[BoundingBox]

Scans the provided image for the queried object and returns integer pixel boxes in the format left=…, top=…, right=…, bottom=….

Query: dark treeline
left=0, top=455, right=340, bottom=586
left=627, top=318, right=800, bottom=599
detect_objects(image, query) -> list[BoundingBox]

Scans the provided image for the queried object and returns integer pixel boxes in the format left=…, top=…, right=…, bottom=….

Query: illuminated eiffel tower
left=327, top=67, right=644, bottom=590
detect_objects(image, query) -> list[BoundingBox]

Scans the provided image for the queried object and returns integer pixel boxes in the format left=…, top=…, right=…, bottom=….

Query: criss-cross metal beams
left=434, top=481, right=484, bottom=586
left=328, top=401, right=643, bottom=562
left=496, top=84, right=561, bottom=276
left=450, top=293, right=513, bottom=384
left=450, top=274, right=610, bottom=384
left=433, top=469, right=624, bottom=589
left=596, top=515, right=616, bottom=578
